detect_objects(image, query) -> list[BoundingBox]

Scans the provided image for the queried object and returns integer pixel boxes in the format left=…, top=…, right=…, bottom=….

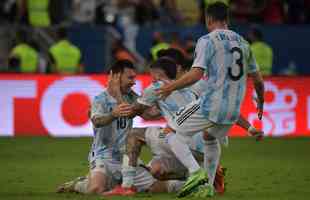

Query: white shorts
left=89, top=158, right=155, bottom=192
left=89, top=158, right=122, bottom=189
left=145, top=127, right=204, bottom=180
left=145, top=127, right=175, bottom=158
left=134, top=166, right=156, bottom=192
left=174, top=100, right=232, bottom=139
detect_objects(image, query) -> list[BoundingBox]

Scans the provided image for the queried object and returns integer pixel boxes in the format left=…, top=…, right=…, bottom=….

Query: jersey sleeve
left=137, top=82, right=162, bottom=107
left=247, top=48, right=259, bottom=74
left=190, top=80, right=207, bottom=97
left=91, top=94, right=109, bottom=118
left=192, top=37, right=215, bottom=70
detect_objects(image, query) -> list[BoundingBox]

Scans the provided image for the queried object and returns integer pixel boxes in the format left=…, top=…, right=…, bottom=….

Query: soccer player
left=56, top=60, right=185, bottom=195
left=57, top=60, right=137, bottom=194
left=106, top=55, right=263, bottom=196
left=157, top=2, right=265, bottom=197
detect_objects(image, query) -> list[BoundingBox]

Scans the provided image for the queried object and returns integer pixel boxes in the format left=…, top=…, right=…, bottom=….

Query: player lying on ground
left=105, top=57, right=263, bottom=196
left=156, top=2, right=265, bottom=198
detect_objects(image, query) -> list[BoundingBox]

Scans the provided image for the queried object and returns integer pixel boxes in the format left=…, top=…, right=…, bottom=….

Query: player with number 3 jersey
left=157, top=2, right=265, bottom=198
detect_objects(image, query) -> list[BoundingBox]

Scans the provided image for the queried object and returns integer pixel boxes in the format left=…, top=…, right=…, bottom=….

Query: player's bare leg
left=103, top=128, right=146, bottom=196
left=148, top=180, right=185, bottom=194
left=87, top=171, right=109, bottom=194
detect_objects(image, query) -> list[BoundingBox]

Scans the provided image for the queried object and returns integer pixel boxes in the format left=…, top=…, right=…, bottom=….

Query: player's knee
left=203, top=131, right=216, bottom=141
left=150, top=162, right=163, bottom=179
left=88, top=183, right=105, bottom=194
left=88, top=173, right=107, bottom=194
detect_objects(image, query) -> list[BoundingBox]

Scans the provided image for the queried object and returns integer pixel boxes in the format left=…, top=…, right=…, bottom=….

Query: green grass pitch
left=1, top=137, right=310, bottom=200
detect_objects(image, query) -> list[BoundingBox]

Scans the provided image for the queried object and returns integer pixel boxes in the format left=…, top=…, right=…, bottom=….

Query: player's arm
left=126, top=84, right=162, bottom=119
left=247, top=46, right=265, bottom=120
left=125, top=101, right=161, bottom=120
left=249, top=71, right=264, bottom=120
left=125, top=128, right=147, bottom=167
left=157, top=67, right=204, bottom=98
left=157, top=38, right=213, bottom=98
left=91, top=100, right=132, bottom=128
left=236, top=115, right=263, bottom=141
left=139, top=105, right=162, bottom=120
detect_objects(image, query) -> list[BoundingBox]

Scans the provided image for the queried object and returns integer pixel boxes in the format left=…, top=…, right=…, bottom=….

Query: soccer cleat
left=177, top=169, right=208, bottom=198
left=102, top=185, right=137, bottom=196
left=192, top=184, right=215, bottom=198
left=56, top=176, right=86, bottom=193
left=214, top=165, right=226, bottom=194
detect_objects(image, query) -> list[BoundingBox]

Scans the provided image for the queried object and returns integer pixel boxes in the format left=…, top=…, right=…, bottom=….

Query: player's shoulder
left=93, top=89, right=109, bottom=103
left=145, top=81, right=164, bottom=91
left=196, top=33, right=216, bottom=50
left=226, top=30, right=249, bottom=45
left=197, top=33, right=212, bottom=44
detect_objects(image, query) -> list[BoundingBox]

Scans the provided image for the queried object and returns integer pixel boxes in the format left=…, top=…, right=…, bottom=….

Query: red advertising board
left=0, top=74, right=309, bottom=137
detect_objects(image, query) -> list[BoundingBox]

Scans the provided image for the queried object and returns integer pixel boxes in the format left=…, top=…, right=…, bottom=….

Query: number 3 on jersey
left=228, top=47, right=244, bottom=81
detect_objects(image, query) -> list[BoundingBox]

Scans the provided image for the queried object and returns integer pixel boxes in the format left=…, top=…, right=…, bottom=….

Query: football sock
left=167, top=134, right=200, bottom=174
left=122, top=166, right=136, bottom=188
left=204, top=139, right=221, bottom=185
left=167, top=180, right=185, bottom=193
left=122, top=155, right=136, bottom=188
left=74, top=178, right=89, bottom=194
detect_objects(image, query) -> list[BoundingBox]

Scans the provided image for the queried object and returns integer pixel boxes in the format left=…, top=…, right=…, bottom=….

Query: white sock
left=121, top=155, right=136, bottom=188
left=122, top=166, right=136, bottom=188
left=166, top=180, right=185, bottom=193
left=204, top=139, right=221, bottom=186
left=167, top=134, right=200, bottom=174
left=74, top=178, right=89, bottom=194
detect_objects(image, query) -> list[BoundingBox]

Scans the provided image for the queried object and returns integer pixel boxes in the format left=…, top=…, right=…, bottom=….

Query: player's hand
left=254, top=97, right=264, bottom=120
left=107, top=72, right=123, bottom=103
left=248, top=127, right=264, bottom=141
left=257, top=99, right=264, bottom=120
left=156, top=82, right=174, bottom=99
left=112, top=103, right=133, bottom=117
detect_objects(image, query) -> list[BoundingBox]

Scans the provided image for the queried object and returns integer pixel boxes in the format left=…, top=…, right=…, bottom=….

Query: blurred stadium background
left=0, top=0, right=310, bottom=200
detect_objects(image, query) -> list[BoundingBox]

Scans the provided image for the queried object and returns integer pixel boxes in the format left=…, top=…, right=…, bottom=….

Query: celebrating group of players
left=57, top=2, right=265, bottom=198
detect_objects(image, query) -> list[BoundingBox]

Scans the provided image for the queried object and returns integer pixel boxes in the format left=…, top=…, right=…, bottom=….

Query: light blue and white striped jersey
left=193, top=29, right=258, bottom=124
left=89, top=90, right=137, bottom=162
left=137, top=80, right=206, bottom=129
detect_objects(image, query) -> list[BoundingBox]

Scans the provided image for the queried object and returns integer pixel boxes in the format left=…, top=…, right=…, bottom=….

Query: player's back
left=138, top=81, right=200, bottom=129
left=89, top=90, right=136, bottom=162
left=193, top=29, right=257, bottom=124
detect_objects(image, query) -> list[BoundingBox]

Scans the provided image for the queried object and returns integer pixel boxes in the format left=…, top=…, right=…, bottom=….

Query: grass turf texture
left=1, top=137, right=309, bottom=200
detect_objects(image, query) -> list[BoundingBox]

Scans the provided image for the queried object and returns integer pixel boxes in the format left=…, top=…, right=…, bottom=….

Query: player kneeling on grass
left=56, top=59, right=186, bottom=195
left=57, top=60, right=138, bottom=194
left=105, top=57, right=263, bottom=196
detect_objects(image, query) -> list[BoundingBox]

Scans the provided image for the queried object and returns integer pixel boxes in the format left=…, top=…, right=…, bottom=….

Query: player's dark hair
left=110, top=59, right=135, bottom=74
left=157, top=48, right=188, bottom=70
left=206, top=2, right=229, bottom=22
left=150, top=57, right=177, bottom=79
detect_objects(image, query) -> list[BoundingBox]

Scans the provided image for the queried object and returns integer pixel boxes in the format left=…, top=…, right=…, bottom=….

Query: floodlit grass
left=0, top=137, right=309, bottom=200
